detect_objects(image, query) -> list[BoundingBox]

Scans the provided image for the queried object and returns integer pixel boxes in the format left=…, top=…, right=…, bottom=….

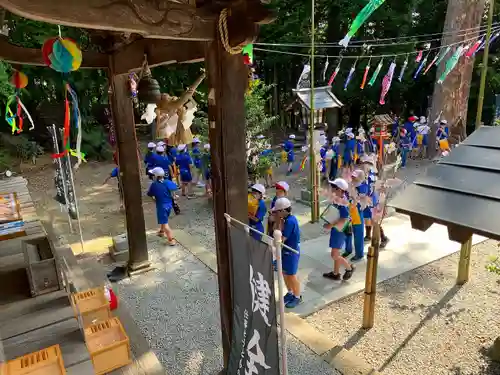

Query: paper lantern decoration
left=10, top=71, right=28, bottom=89
left=5, top=71, right=34, bottom=134
left=42, top=37, right=82, bottom=73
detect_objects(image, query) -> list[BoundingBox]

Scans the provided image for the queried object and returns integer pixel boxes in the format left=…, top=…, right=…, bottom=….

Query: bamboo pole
left=362, top=222, right=380, bottom=329
left=309, top=0, right=319, bottom=222
left=475, top=0, right=494, bottom=129
left=457, top=237, right=473, bottom=285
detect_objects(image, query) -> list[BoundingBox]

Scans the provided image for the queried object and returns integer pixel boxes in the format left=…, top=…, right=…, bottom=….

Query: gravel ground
left=115, top=238, right=341, bottom=375
left=307, top=240, right=500, bottom=375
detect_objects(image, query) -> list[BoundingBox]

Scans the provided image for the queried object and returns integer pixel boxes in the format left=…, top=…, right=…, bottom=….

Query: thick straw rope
left=218, top=8, right=244, bottom=55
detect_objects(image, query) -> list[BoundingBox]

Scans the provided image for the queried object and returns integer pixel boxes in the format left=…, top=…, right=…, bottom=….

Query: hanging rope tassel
left=66, top=83, right=84, bottom=169
left=15, top=97, right=23, bottom=133
left=52, top=89, right=70, bottom=159
left=17, top=97, right=34, bottom=131
left=5, top=95, right=18, bottom=134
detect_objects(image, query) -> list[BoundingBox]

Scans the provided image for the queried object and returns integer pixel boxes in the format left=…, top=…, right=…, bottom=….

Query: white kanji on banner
left=249, top=265, right=272, bottom=327
left=245, top=329, right=271, bottom=375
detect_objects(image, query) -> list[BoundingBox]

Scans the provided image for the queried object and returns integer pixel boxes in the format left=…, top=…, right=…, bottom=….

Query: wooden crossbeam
left=0, top=36, right=109, bottom=68
left=0, top=0, right=215, bottom=41
left=0, top=36, right=204, bottom=71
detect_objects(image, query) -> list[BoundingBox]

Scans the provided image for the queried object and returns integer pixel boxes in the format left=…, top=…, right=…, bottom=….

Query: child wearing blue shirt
left=283, top=135, right=295, bottom=175
left=274, top=197, right=302, bottom=308
left=175, top=144, right=194, bottom=198
left=248, top=183, right=267, bottom=241
left=344, top=131, right=356, bottom=172
left=322, top=178, right=355, bottom=281
left=144, top=142, right=156, bottom=178
left=103, top=167, right=124, bottom=209
left=147, top=167, right=178, bottom=245
left=191, top=138, right=203, bottom=187
left=400, top=129, right=411, bottom=168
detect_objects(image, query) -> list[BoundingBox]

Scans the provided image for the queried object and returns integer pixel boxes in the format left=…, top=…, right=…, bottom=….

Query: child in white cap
left=268, top=181, right=289, bottom=236
left=175, top=144, right=194, bottom=198
left=144, top=142, right=156, bottom=177
left=248, top=183, right=267, bottom=241
left=416, top=116, right=430, bottom=158
left=147, top=167, right=178, bottom=245
left=323, top=178, right=355, bottom=281
left=191, top=138, right=203, bottom=187
left=273, top=197, right=302, bottom=308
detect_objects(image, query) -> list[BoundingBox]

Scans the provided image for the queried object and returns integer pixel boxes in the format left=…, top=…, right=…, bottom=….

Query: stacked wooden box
left=1, top=345, right=66, bottom=375
left=71, top=286, right=132, bottom=374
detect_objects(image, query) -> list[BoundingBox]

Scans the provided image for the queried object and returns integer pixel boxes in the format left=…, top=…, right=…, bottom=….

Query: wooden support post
left=362, top=222, right=380, bottom=329
left=205, top=39, right=249, bottom=370
left=108, top=59, right=150, bottom=274
left=457, top=237, right=473, bottom=285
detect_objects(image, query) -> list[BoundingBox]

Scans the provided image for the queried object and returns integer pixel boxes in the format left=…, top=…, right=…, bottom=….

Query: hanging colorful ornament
left=413, top=53, right=428, bottom=79
left=339, top=0, right=387, bottom=47
left=10, top=71, right=28, bottom=89
left=344, top=59, right=358, bottom=90
left=398, top=55, right=408, bottom=82
left=296, top=63, right=311, bottom=89
left=423, top=53, right=439, bottom=75
left=415, top=50, right=423, bottom=63
left=368, top=58, right=384, bottom=87
left=435, top=46, right=451, bottom=66
left=438, top=45, right=466, bottom=84
left=5, top=71, right=34, bottom=134
left=42, top=32, right=83, bottom=161
left=379, top=61, right=396, bottom=105
left=66, top=83, right=84, bottom=169
left=478, top=32, right=500, bottom=53
left=42, top=37, right=82, bottom=73
left=466, top=38, right=483, bottom=58
left=328, top=58, right=342, bottom=85
left=322, top=56, right=329, bottom=82
left=360, top=58, right=372, bottom=89
left=242, top=44, right=254, bottom=65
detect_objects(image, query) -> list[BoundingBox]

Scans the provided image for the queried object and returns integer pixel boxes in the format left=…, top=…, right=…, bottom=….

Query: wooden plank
left=0, top=0, right=215, bottom=41
left=0, top=290, right=68, bottom=321
left=461, top=126, right=500, bottom=149
left=389, top=184, right=500, bottom=240
left=3, top=319, right=89, bottom=368
left=0, top=302, right=73, bottom=340
left=66, top=360, right=95, bottom=375
left=415, top=164, right=500, bottom=201
left=439, top=145, right=500, bottom=171
left=0, top=36, right=108, bottom=68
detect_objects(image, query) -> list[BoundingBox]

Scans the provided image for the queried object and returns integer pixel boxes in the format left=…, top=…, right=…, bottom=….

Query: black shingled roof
left=389, top=126, right=500, bottom=243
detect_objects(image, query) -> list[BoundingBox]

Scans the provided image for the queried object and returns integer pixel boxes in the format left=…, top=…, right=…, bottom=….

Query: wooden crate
left=2, top=345, right=66, bottom=375
left=84, top=317, right=132, bottom=375
left=71, top=287, right=111, bottom=328
left=22, top=235, right=63, bottom=297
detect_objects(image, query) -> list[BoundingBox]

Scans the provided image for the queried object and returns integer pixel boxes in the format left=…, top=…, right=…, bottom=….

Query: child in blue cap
left=175, top=144, right=194, bottom=198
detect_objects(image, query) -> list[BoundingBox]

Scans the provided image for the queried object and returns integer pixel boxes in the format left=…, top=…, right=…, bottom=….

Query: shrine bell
left=138, top=65, right=161, bottom=104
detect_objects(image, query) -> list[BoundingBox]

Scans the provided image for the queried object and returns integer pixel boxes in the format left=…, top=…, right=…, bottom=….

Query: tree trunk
left=428, top=0, right=486, bottom=157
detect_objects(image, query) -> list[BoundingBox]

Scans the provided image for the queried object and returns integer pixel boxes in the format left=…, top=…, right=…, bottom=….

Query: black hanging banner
left=227, top=224, right=279, bottom=375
